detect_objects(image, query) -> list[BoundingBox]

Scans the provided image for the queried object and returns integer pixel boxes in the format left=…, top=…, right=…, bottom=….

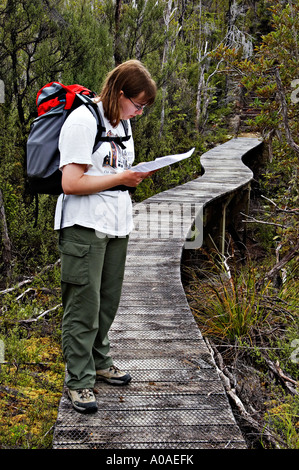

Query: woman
left=54, top=60, right=157, bottom=413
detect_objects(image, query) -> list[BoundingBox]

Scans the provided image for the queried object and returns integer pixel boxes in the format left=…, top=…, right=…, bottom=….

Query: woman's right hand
left=120, top=169, right=153, bottom=187
left=61, top=163, right=154, bottom=195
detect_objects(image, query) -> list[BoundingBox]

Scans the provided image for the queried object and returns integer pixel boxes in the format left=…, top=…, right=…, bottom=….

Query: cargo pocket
left=59, top=240, right=90, bottom=285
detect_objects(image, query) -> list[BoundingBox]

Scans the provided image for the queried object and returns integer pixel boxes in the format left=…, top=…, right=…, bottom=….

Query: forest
left=0, top=0, right=298, bottom=449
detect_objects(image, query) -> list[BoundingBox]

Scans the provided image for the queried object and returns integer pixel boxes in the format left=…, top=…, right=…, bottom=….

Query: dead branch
left=261, top=355, right=298, bottom=395
left=0, top=385, right=27, bottom=398
left=0, top=287, right=39, bottom=314
left=19, top=303, right=62, bottom=324
left=204, top=337, right=282, bottom=448
left=0, top=259, right=61, bottom=295
left=261, top=195, right=299, bottom=214
left=0, top=278, right=33, bottom=295
left=240, top=212, right=287, bottom=228
left=258, top=239, right=299, bottom=288
left=15, top=287, right=56, bottom=302
left=15, top=287, right=37, bottom=302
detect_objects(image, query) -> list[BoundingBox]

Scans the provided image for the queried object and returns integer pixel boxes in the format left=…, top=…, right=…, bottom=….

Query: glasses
left=126, top=96, right=146, bottom=111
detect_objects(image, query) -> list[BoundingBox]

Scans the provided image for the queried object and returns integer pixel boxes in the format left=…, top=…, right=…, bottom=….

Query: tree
left=0, top=0, right=112, bottom=129
left=213, top=0, right=299, bottom=157
left=0, top=0, right=113, bottom=278
left=211, top=0, right=299, bottom=270
left=160, top=0, right=180, bottom=136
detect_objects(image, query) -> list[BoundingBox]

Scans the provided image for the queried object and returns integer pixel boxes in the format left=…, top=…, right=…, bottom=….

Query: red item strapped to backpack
left=36, top=82, right=97, bottom=116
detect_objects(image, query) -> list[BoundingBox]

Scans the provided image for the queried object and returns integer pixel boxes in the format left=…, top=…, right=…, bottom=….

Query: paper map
left=132, top=148, right=195, bottom=173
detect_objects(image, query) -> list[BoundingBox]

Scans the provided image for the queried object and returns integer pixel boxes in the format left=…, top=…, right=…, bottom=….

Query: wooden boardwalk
left=52, top=137, right=263, bottom=449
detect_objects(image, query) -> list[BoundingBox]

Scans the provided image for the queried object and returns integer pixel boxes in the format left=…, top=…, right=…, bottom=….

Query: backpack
left=26, top=81, right=130, bottom=196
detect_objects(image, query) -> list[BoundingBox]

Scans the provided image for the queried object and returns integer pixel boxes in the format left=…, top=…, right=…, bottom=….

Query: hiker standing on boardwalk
left=54, top=60, right=157, bottom=413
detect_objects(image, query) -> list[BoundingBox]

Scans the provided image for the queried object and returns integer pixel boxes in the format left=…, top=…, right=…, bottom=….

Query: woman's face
left=119, top=91, right=147, bottom=120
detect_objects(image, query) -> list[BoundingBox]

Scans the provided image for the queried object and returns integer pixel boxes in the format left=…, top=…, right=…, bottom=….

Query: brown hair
left=97, top=60, right=157, bottom=126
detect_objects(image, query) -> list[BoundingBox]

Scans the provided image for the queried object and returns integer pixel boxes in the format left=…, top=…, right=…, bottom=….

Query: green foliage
left=268, top=278, right=299, bottom=381
left=264, top=394, right=299, bottom=449
left=0, top=263, right=64, bottom=449
left=185, top=250, right=299, bottom=449
left=57, top=0, right=114, bottom=89
left=187, top=257, right=275, bottom=343
left=114, top=0, right=165, bottom=63
left=213, top=0, right=299, bottom=143
left=0, top=181, right=59, bottom=281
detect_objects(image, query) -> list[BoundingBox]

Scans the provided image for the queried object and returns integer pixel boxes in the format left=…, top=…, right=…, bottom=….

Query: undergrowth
left=184, top=248, right=299, bottom=449
left=0, top=263, right=64, bottom=449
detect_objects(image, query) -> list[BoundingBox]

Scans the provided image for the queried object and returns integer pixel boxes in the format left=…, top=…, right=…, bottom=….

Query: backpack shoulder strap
left=121, top=119, right=129, bottom=136
left=72, top=95, right=107, bottom=152
left=74, top=95, right=131, bottom=152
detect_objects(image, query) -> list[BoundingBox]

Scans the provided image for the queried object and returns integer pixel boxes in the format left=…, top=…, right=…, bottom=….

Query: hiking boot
left=96, top=365, right=131, bottom=385
left=68, top=388, right=98, bottom=413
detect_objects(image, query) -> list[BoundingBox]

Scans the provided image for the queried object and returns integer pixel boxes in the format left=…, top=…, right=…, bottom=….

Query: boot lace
left=78, top=389, right=93, bottom=400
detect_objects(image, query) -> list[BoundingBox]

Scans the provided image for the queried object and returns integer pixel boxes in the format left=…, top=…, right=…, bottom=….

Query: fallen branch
left=0, top=278, right=33, bottom=295
left=262, top=355, right=298, bottom=395
left=205, top=337, right=282, bottom=448
left=257, top=239, right=299, bottom=288
left=15, top=287, right=55, bottom=302
left=240, top=212, right=287, bottom=229
left=0, top=287, right=60, bottom=316
left=0, top=385, right=27, bottom=398
left=0, top=260, right=61, bottom=295
left=19, top=303, right=62, bottom=323
left=261, top=195, right=299, bottom=214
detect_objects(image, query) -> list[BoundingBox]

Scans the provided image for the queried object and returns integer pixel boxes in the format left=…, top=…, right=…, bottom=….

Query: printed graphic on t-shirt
left=102, top=131, right=133, bottom=171
left=103, top=141, right=119, bottom=169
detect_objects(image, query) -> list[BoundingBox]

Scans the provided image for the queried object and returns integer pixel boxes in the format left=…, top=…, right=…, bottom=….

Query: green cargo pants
left=58, top=225, right=129, bottom=390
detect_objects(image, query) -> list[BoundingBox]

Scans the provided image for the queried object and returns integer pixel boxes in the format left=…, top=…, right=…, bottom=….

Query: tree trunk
left=114, top=0, right=122, bottom=66
left=0, top=189, right=12, bottom=280
left=159, top=0, right=173, bottom=137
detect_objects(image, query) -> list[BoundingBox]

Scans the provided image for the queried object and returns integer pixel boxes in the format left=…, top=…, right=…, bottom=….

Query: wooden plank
left=53, top=424, right=246, bottom=449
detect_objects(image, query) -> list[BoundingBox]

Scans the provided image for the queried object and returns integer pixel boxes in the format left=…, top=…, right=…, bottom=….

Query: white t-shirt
left=54, top=102, right=135, bottom=236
